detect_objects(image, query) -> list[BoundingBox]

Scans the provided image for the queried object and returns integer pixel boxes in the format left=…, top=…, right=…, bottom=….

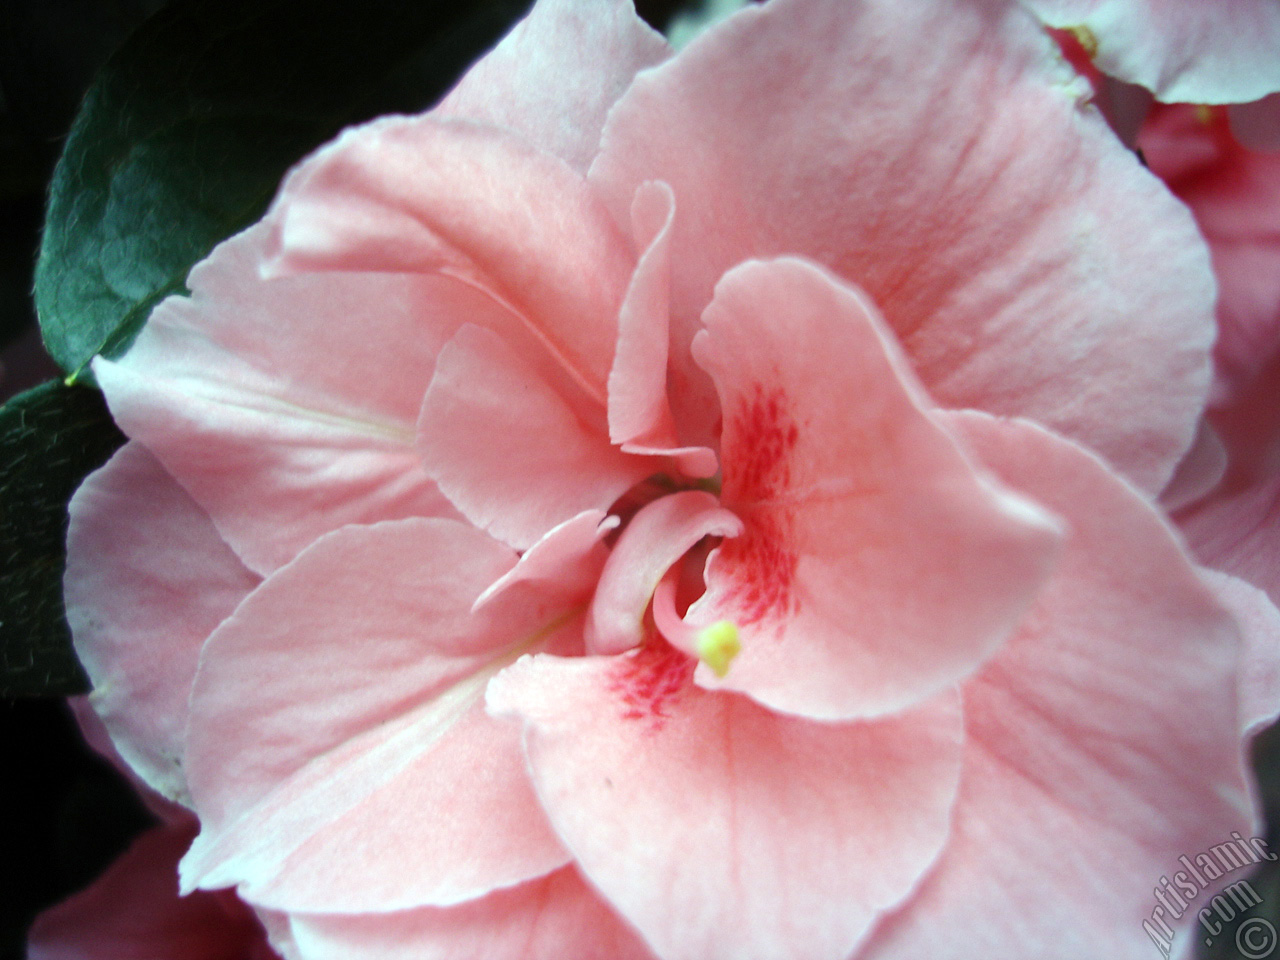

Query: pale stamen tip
left=697, top=621, right=741, bottom=678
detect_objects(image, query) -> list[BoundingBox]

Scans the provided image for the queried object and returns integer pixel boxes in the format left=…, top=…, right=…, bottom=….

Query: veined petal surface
left=591, top=0, right=1216, bottom=492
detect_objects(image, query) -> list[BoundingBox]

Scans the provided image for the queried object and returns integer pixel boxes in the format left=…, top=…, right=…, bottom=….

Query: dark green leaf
left=0, top=382, right=124, bottom=696
left=34, top=0, right=534, bottom=383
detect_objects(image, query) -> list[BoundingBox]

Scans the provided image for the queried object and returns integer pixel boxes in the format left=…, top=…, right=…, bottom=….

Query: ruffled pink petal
left=590, top=0, right=1216, bottom=493
left=608, top=181, right=718, bottom=478
left=609, top=181, right=675, bottom=447
left=473, top=509, right=618, bottom=610
left=487, top=652, right=963, bottom=960
left=265, top=116, right=633, bottom=409
left=181, top=518, right=573, bottom=911
left=688, top=258, right=1062, bottom=720
left=1201, top=569, right=1280, bottom=735
left=418, top=324, right=649, bottom=549
left=287, top=867, right=656, bottom=960
left=435, top=0, right=668, bottom=172
left=1020, top=0, right=1280, bottom=103
left=65, top=443, right=259, bottom=804
left=587, top=491, right=742, bottom=655
left=28, top=823, right=276, bottom=960
left=860, top=412, right=1253, bottom=960
left=93, top=221, right=481, bottom=575
left=1139, top=103, right=1280, bottom=403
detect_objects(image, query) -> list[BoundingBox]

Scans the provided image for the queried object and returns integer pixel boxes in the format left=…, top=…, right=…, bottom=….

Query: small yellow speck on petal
left=1195, top=104, right=1215, bottom=125
left=697, top=621, right=741, bottom=678
left=1068, top=24, right=1099, bottom=59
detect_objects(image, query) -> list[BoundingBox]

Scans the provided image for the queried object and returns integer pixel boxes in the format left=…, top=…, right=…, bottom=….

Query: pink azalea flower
left=27, top=704, right=283, bottom=960
left=1017, top=0, right=1280, bottom=104
left=1137, top=101, right=1280, bottom=670
left=27, top=821, right=282, bottom=960
left=60, top=0, right=1279, bottom=958
left=1139, top=102, right=1280, bottom=407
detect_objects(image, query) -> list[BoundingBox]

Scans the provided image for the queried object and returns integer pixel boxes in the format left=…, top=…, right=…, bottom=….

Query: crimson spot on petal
left=607, top=635, right=695, bottom=731
left=718, top=383, right=801, bottom=624
left=725, top=383, right=800, bottom=503
left=717, top=512, right=798, bottom=625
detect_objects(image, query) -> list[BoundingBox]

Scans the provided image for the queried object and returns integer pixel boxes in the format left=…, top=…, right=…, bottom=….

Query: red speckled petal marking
left=607, top=635, right=697, bottom=732
left=689, top=258, right=1062, bottom=720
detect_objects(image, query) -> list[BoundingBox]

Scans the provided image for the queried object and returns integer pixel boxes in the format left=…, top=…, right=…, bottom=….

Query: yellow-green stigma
left=696, top=621, right=741, bottom=678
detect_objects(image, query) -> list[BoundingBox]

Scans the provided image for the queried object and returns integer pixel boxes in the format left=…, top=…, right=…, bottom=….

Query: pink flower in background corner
left=1134, top=98, right=1280, bottom=675
left=54, top=1, right=1280, bottom=960
left=26, top=702, right=283, bottom=960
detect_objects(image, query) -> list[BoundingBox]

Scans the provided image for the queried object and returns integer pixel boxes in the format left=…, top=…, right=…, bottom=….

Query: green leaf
left=0, top=382, right=125, bottom=697
left=34, top=0, right=534, bottom=383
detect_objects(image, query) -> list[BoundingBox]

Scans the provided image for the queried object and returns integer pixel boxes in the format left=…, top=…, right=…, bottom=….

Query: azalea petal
left=418, top=324, right=649, bottom=549
left=609, top=181, right=676, bottom=447
left=65, top=443, right=259, bottom=804
left=590, top=0, right=1216, bottom=492
left=608, top=181, right=718, bottom=477
left=94, top=222, right=479, bottom=575
left=1201, top=568, right=1280, bottom=736
left=860, top=412, right=1253, bottom=960
left=288, top=868, right=656, bottom=960
left=182, top=518, right=572, bottom=911
left=265, top=116, right=633, bottom=407
left=473, top=509, right=618, bottom=610
left=587, top=490, right=742, bottom=655
left=1019, top=0, right=1280, bottom=103
left=688, top=258, right=1062, bottom=720
left=1139, top=103, right=1280, bottom=403
left=28, top=823, right=275, bottom=960
left=67, top=697, right=193, bottom=826
left=435, top=0, right=668, bottom=172
left=488, top=651, right=962, bottom=960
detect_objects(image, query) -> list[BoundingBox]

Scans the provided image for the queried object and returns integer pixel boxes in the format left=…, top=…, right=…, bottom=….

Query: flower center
left=651, top=569, right=741, bottom=678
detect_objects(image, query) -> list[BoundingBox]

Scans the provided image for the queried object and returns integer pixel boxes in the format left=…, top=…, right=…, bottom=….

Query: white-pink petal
left=1020, top=0, right=1280, bottom=103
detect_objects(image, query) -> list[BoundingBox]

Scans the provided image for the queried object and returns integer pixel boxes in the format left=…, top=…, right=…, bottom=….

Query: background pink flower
left=1018, top=0, right=1280, bottom=103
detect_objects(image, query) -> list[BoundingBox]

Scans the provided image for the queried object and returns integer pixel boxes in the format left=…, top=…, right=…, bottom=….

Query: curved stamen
left=652, top=572, right=740, bottom=678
